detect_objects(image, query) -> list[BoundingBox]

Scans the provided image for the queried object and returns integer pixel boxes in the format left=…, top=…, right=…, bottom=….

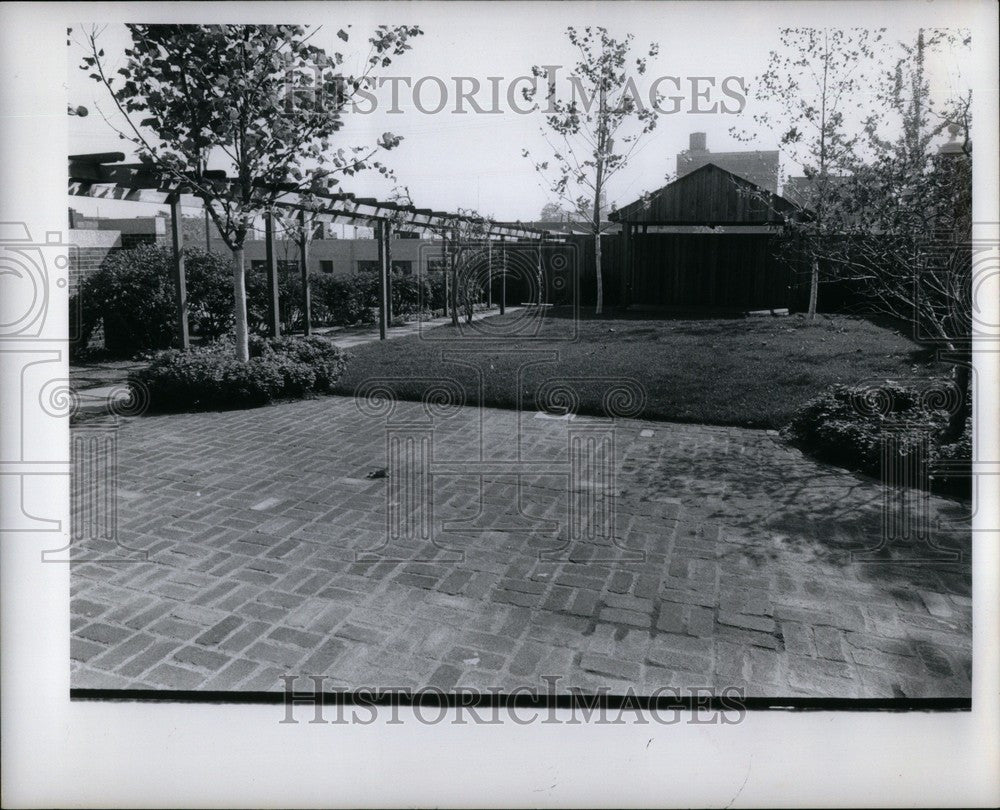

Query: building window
left=357, top=260, right=413, bottom=274
left=319, top=260, right=334, bottom=274
left=427, top=259, right=448, bottom=273
left=251, top=259, right=298, bottom=273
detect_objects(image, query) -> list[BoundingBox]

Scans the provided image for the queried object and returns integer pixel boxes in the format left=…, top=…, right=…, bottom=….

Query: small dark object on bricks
left=366, top=468, right=388, bottom=479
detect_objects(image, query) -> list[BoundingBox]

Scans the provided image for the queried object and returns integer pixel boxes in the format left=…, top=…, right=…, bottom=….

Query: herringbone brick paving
left=70, top=395, right=971, bottom=697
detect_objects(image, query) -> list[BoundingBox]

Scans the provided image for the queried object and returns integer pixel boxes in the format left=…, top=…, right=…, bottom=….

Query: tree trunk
left=233, top=247, right=249, bottom=362
left=594, top=231, right=604, bottom=315
left=807, top=254, right=819, bottom=319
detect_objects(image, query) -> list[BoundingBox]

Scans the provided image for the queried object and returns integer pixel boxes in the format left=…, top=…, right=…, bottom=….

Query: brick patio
left=70, top=395, right=971, bottom=697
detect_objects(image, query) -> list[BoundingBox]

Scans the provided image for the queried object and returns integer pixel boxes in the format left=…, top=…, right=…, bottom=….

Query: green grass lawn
left=331, top=308, right=947, bottom=429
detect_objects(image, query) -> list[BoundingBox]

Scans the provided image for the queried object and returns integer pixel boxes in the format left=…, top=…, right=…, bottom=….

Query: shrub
left=79, top=243, right=178, bottom=356
left=785, top=380, right=970, bottom=496
left=78, top=243, right=440, bottom=359
left=309, top=273, right=378, bottom=326
left=427, top=272, right=448, bottom=313
left=245, top=263, right=303, bottom=334
left=185, top=248, right=238, bottom=339
left=391, top=273, right=433, bottom=319
left=932, top=417, right=972, bottom=495
left=131, top=335, right=347, bottom=412
left=307, top=271, right=432, bottom=327
left=77, top=244, right=235, bottom=357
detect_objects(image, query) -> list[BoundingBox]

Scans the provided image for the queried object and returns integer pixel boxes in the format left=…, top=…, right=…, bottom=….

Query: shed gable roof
left=611, top=163, right=806, bottom=225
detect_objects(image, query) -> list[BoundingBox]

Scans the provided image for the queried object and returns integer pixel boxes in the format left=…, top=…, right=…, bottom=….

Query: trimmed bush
left=785, top=380, right=970, bottom=496
left=78, top=243, right=178, bottom=356
left=76, top=244, right=237, bottom=357
left=77, top=243, right=446, bottom=359
left=391, top=273, right=434, bottom=319
left=186, top=248, right=239, bottom=339
left=130, top=335, right=347, bottom=412
left=309, top=272, right=378, bottom=326
left=308, top=271, right=435, bottom=327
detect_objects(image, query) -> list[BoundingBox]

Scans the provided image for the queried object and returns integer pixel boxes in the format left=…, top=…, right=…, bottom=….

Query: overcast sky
left=66, top=1, right=977, bottom=223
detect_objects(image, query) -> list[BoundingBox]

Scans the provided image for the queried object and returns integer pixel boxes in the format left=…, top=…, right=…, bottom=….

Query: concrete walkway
left=320, top=306, right=522, bottom=349
left=69, top=394, right=971, bottom=697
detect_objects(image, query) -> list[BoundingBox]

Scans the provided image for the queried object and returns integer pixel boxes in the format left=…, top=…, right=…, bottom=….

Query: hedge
left=129, top=335, right=347, bottom=412
left=74, top=244, right=448, bottom=359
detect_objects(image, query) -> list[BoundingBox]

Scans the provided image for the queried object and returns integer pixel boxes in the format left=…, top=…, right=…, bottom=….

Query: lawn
left=332, top=308, right=946, bottom=429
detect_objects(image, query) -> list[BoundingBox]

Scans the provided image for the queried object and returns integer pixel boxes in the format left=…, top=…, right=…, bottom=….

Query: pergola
left=69, top=153, right=562, bottom=347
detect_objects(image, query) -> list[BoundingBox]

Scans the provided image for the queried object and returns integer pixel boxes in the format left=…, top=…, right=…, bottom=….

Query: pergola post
left=443, top=255, right=450, bottom=320
left=264, top=211, right=281, bottom=338
left=298, top=209, right=312, bottom=336
left=168, top=193, right=190, bottom=350
left=377, top=219, right=389, bottom=340
left=499, top=235, right=506, bottom=316
left=487, top=238, right=493, bottom=309
left=385, top=223, right=393, bottom=326
left=537, top=235, right=544, bottom=306
left=450, top=227, right=459, bottom=327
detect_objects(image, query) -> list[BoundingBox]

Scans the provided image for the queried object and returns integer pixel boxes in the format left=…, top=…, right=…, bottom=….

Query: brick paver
left=70, top=395, right=971, bottom=697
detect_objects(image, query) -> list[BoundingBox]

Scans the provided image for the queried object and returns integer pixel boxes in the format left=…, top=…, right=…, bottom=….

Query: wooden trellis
left=68, top=153, right=562, bottom=347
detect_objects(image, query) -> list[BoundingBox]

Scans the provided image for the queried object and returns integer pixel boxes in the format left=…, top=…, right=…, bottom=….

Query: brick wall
left=67, top=230, right=121, bottom=295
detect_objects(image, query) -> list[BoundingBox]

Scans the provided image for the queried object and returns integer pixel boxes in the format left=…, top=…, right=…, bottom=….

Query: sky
left=66, top=1, right=978, bottom=223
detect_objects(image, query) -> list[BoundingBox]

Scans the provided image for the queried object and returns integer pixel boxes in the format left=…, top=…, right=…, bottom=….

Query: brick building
left=67, top=208, right=448, bottom=293
left=676, top=132, right=780, bottom=193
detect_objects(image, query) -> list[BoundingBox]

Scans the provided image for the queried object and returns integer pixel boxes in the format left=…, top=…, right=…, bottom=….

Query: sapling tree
left=734, top=27, right=883, bottom=318
left=78, top=23, right=421, bottom=360
left=818, top=30, right=973, bottom=436
left=522, top=27, right=661, bottom=314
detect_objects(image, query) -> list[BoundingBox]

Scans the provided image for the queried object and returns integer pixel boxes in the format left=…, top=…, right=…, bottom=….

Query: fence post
left=264, top=211, right=281, bottom=338
left=298, top=209, right=311, bottom=336
left=168, top=193, right=190, bottom=350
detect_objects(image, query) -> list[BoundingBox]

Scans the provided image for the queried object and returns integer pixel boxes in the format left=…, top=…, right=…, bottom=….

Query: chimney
left=690, top=132, right=707, bottom=152
left=938, top=123, right=968, bottom=157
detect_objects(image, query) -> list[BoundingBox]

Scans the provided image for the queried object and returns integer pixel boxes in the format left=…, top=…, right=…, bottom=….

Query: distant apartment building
left=676, top=132, right=780, bottom=194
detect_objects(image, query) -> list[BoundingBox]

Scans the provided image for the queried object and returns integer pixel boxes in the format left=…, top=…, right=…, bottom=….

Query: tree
left=79, top=23, right=421, bottom=360
left=523, top=27, right=661, bottom=314
left=816, top=30, right=972, bottom=435
left=450, top=210, right=497, bottom=324
left=735, top=27, right=883, bottom=318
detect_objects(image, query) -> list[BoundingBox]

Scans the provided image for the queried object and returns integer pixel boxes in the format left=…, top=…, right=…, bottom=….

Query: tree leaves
left=81, top=23, right=424, bottom=252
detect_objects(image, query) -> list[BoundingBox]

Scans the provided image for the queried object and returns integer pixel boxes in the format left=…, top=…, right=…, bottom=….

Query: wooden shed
left=610, top=163, right=809, bottom=312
